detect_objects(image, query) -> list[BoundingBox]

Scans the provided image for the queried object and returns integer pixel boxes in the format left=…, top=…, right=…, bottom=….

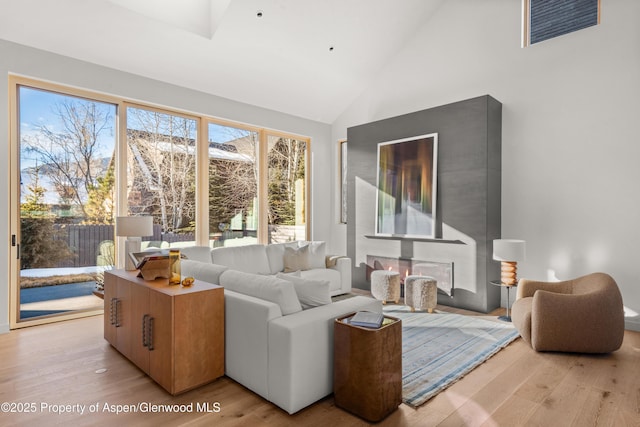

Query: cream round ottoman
left=370, top=270, right=401, bottom=304
left=404, top=275, right=437, bottom=313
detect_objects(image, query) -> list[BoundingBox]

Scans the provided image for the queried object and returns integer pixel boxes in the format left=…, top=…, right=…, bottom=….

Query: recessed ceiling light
left=329, top=46, right=335, bottom=52
left=257, top=10, right=263, bottom=18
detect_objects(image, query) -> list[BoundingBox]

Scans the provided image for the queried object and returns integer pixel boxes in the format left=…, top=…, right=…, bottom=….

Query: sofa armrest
left=327, top=256, right=351, bottom=295
left=516, top=278, right=572, bottom=300
left=267, top=296, right=381, bottom=414
left=224, top=290, right=282, bottom=399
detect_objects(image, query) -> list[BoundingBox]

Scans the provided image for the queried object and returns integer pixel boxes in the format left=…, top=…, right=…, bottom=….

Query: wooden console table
left=333, top=312, right=402, bottom=422
left=104, top=269, right=224, bottom=395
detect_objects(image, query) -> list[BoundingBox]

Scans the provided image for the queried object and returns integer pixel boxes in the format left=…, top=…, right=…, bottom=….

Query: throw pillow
left=303, top=241, right=326, bottom=269
left=283, top=245, right=310, bottom=272
left=276, top=273, right=332, bottom=309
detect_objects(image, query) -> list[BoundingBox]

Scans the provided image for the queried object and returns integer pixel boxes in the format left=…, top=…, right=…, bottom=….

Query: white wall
left=331, top=0, right=640, bottom=330
left=0, top=39, right=332, bottom=333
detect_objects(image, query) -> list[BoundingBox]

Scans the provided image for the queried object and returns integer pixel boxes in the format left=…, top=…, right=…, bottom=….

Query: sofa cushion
left=181, top=260, right=228, bottom=284
left=299, top=268, right=341, bottom=292
left=219, top=270, right=303, bottom=315
left=283, top=245, right=311, bottom=272
left=276, top=273, right=332, bottom=309
left=300, top=241, right=326, bottom=269
left=266, top=242, right=299, bottom=274
left=211, top=244, right=271, bottom=275
left=179, top=246, right=213, bottom=263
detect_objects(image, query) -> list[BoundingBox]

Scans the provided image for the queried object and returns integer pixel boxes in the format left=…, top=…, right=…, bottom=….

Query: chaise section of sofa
left=180, top=250, right=382, bottom=414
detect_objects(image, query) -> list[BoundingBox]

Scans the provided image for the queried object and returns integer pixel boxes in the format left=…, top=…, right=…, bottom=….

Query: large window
left=267, top=135, right=308, bottom=243
left=523, top=0, right=600, bottom=46
left=126, top=106, right=198, bottom=247
left=9, top=76, right=310, bottom=328
left=208, top=123, right=259, bottom=247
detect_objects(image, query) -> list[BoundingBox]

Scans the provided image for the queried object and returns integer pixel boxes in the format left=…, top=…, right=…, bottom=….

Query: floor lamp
left=116, top=216, right=154, bottom=270
left=493, top=239, right=526, bottom=286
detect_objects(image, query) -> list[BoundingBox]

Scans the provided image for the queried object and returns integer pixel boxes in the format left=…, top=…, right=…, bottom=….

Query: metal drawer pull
left=148, top=317, right=154, bottom=351
left=115, top=299, right=122, bottom=327
left=142, top=314, right=149, bottom=347
left=110, top=298, right=117, bottom=325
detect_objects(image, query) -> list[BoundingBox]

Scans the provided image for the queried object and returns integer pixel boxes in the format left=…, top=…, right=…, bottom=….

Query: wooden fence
left=52, top=224, right=195, bottom=268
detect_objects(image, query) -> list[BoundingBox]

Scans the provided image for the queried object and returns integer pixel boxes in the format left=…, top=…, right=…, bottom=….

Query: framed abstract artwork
left=375, top=133, right=438, bottom=238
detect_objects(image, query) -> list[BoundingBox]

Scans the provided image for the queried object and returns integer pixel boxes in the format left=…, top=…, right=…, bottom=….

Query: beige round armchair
left=511, top=272, right=624, bottom=353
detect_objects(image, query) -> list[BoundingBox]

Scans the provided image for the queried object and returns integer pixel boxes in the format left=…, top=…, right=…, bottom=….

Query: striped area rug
left=383, top=306, right=520, bottom=408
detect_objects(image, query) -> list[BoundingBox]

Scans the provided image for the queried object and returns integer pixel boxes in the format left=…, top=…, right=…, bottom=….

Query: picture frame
left=339, top=140, right=348, bottom=224
left=375, top=133, right=438, bottom=238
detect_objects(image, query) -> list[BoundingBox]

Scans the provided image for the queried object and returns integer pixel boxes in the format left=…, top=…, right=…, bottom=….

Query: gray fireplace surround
left=346, top=95, right=502, bottom=313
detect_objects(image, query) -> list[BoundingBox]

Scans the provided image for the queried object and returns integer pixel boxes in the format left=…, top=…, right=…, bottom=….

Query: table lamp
left=116, top=216, right=154, bottom=270
left=493, top=239, right=526, bottom=286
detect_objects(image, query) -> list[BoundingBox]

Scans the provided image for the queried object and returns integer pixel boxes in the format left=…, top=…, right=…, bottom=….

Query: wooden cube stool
left=404, top=275, right=437, bottom=312
left=370, top=270, right=401, bottom=304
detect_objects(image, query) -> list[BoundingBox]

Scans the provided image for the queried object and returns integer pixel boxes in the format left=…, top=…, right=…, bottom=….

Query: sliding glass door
left=13, top=84, right=117, bottom=324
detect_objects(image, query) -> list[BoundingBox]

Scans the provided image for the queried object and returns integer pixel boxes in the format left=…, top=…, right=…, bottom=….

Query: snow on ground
left=20, top=266, right=104, bottom=277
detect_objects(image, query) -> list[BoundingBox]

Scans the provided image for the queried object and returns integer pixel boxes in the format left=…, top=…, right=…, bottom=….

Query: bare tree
left=127, top=109, right=196, bottom=233
left=267, top=137, right=306, bottom=225
left=22, top=99, right=113, bottom=218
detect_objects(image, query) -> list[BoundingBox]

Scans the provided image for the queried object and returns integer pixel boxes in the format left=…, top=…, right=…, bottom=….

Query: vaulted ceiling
left=0, top=0, right=444, bottom=123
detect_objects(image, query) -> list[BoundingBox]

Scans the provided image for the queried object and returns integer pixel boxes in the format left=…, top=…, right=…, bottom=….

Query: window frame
left=523, top=0, right=601, bottom=47
left=8, top=75, right=311, bottom=328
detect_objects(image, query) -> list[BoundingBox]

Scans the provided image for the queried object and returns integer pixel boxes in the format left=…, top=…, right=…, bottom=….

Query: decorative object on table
left=349, top=311, right=384, bottom=328
left=334, top=312, right=402, bottom=422
left=169, top=249, right=181, bottom=285
left=181, top=276, right=195, bottom=287
left=492, top=239, right=526, bottom=285
left=490, top=280, right=516, bottom=322
left=115, top=216, right=154, bottom=271
left=383, top=306, right=519, bottom=408
left=370, top=269, right=401, bottom=304
left=375, top=133, right=438, bottom=238
left=404, top=275, right=437, bottom=313
left=511, top=272, right=624, bottom=353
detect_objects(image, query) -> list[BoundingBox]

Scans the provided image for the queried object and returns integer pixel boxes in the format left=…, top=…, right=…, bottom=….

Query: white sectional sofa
left=179, top=242, right=382, bottom=414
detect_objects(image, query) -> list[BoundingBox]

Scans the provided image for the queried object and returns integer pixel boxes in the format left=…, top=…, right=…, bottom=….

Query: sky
left=18, top=85, right=254, bottom=205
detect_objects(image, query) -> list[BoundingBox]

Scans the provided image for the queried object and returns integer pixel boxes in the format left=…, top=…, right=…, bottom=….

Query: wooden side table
left=333, top=312, right=402, bottom=422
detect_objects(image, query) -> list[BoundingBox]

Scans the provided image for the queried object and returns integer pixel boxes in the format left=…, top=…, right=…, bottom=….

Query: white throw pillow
left=301, top=241, right=326, bottom=269
left=219, top=270, right=302, bottom=315
left=283, top=245, right=310, bottom=272
left=265, top=242, right=299, bottom=274
left=276, top=272, right=332, bottom=309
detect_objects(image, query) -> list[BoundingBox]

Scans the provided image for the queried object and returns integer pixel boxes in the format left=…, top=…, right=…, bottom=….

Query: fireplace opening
left=366, top=255, right=454, bottom=296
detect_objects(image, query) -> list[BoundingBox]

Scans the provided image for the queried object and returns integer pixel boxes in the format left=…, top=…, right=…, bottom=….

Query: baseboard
left=625, top=318, right=640, bottom=332
left=0, top=323, right=9, bottom=334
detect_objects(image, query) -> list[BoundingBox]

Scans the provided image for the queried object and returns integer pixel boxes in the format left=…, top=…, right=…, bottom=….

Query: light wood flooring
left=1, top=304, right=639, bottom=427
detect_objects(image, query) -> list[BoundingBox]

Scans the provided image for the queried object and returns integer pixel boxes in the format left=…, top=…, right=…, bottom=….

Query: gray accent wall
left=347, top=95, right=502, bottom=313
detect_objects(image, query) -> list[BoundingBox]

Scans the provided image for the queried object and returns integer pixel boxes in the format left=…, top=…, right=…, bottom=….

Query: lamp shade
left=115, top=216, right=154, bottom=237
left=493, top=239, right=526, bottom=262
